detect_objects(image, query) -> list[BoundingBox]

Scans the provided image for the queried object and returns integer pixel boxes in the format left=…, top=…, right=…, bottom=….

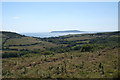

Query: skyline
left=1, top=2, right=118, bottom=33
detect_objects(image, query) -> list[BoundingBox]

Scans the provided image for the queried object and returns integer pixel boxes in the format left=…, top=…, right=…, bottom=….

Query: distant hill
left=51, top=30, right=83, bottom=33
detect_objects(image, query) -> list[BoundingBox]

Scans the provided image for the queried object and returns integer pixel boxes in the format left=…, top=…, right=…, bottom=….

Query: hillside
left=2, top=47, right=119, bottom=78
left=1, top=31, right=120, bottom=78
left=1, top=31, right=61, bottom=58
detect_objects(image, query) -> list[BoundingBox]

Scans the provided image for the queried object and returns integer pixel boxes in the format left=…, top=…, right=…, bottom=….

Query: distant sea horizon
left=20, top=31, right=115, bottom=38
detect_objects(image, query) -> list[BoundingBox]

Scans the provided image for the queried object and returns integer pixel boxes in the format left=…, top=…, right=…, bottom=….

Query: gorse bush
left=71, top=45, right=81, bottom=50
left=80, top=44, right=94, bottom=52
left=2, top=52, right=24, bottom=58
left=80, top=44, right=105, bottom=52
left=42, top=51, right=54, bottom=55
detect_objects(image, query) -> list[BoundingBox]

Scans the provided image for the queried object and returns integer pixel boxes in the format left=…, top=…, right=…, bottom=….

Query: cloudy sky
left=2, top=2, right=118, bottom=32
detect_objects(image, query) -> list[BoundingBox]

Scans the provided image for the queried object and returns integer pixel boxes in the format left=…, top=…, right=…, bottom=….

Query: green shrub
left=2, top=52, right=24, bottom=58
left=42, top=51, right=54, bottom=55
left=80, top=44, right=94, bottom=52
left=71, top=45, right=81, bottom=50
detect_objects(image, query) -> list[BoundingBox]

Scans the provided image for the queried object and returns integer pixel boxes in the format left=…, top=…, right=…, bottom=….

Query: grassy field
left=1, top=31, right=120, bottom=78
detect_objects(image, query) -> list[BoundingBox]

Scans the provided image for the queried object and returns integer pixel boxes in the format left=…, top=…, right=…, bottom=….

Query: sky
left=1, top=2, right=118, bottom=33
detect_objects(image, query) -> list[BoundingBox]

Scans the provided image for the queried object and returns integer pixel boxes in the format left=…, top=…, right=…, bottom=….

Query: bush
left=2, top=52, right=24, bottom=58
left=42, top=51, right=54, bottom=55
left=80, top=44, right=94, bottom=52
left=71, top=45, right=81, bottom=50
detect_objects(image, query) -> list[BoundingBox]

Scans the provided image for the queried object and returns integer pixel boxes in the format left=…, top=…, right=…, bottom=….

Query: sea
left=20, top=31, right=110, bottom=38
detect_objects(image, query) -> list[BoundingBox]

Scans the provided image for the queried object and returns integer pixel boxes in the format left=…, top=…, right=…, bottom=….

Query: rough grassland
left=2, top=48, right=119, bottom=78
left=1, top=31, right=120, bottom=78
